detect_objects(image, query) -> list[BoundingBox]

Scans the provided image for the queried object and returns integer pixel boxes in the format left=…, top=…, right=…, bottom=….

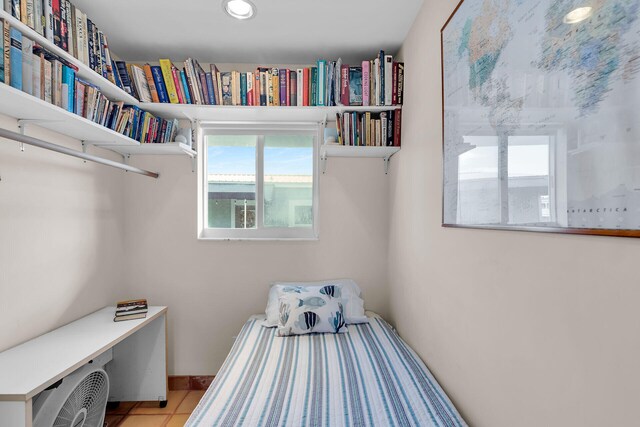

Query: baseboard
left=168, top=375, right=215, bottom=390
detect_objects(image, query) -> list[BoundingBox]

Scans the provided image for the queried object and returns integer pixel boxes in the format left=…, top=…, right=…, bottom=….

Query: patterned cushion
left=276, top=287, right=347, bottom=336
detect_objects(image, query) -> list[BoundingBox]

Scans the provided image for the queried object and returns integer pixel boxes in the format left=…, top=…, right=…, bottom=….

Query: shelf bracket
left=17, top=119, right=63, bottom=152
left=123, top=154, right=131, bottom=165
left=321, top=153, right=328, bottom=174
left=384, top=156, right=391, bottom=175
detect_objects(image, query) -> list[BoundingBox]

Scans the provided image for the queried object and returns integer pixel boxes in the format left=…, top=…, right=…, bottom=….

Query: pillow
left=277, top=290, right=347, bottom=336
left=264, top=279, right=367, bottom=327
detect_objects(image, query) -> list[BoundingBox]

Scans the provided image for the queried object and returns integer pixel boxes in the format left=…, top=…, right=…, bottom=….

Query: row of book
left=114, top=298, right=148, bottom=322
left=3, top=0, right=120, bottom=86
left=123, top=51, right=404, bottom=108
left=1, top=22, right=180, bottom=144
left=335, top=109, right=402, bottom=147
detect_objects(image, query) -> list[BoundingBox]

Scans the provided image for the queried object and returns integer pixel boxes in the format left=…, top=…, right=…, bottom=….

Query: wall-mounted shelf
left=0, top=10, right=138, bottom=104
left=141, top=103, right=401, bottom=122
left=0, top=83, right=139, bottom=146
left=320, top=144, right=400, bottom=174
left=95, top=142, right=196, bottom=157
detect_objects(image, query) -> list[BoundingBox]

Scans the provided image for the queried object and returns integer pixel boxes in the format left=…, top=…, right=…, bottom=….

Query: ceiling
left=71, top=0, right=424, bottom=65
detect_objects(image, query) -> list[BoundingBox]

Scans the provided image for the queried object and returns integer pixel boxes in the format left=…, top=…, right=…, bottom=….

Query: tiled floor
left=104, top=389, right=205, bottom=427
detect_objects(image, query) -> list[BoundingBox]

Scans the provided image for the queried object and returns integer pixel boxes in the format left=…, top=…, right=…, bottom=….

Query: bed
left=186, top=313, right=467, bottom=427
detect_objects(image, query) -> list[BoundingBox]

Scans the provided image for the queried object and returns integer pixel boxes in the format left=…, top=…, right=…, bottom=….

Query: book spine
left=25, top=0, right=33, bottom=29
left=384, top=55, right=393, bottom=106
left=278, top=68, right=286, bottom=106
left=316, top=60, right=325, bottom=106
left=67, top=1, right=74, bottom=56
left=197, top=71, right=208, bottom=105
left=270, top=68, right=278, bottom=106
left=362, top=60, right=370, bottom=107
left=378, top=50, right=384, bottom=105
left=258, top=69, right=267, bottom=106
left=340, top=65, right=349, bottom=106
left=310, top=67, right=317, bottom=107
left=397, top=62, right=404, bottom=105
left=86, top=18, right=94, bottom=70
left=387, top=110, right=394, bottom=146
left=393, top=108, right=401, bottom=147
left=59, top=0, right=67, bottom=51
left=211, top=65, right=220, bottom=105
left=172, top=66, right=185, bottom=103
left=31, top=52, right=40, bottom=97
left=98, top=31, right=106, bottom=78
left=34, top=0, right=43, bottom=35
left=9, top=28, right=22, bottom=90
left=296, top=69, right=303, bottom=106
left=44, top=0, right=53, bottom=42
left=149, top=66, right=167, bottom=103
left=220, top=72, right=232, bottom=106
left=21, top=37, right=33, bottom=95
left=240, top=72, right=247, bottom=106
left=114, top=61, right=133, bottom=97
left=246, top=71, right=253, bottom=106
left=159, top=59, right=179, bottom=104
left=43, top=58, right=51, bottom=102
left=20, top=0, right=27, bottom=25
left=392, top=62, right=398, bottom=105
left=0, top=20, right=4, bottom=84
left=289, top=69, right=296, bottom=107
left=10, top=0, right=20, bottom=21
left=180, top=69, right=192, bottom=104
left=143, top=64, right=159, bottom=103
left=52, top=0, right=61, bottom=48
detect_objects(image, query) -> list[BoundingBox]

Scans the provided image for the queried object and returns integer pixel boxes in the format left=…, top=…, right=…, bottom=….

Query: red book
left=393, top=109, right=402, bottom=147
left=302, top=68, right=310, bottom=106
left=171, top=66, right=185, bottom=104
left=340, top=65, right=349, bottom=106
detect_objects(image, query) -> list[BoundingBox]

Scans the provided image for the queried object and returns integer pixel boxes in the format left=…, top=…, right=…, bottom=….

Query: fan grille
left=52, top=370, right=109, bottom=427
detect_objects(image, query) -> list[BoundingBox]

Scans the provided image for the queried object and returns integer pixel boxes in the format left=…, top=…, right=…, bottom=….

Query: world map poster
left=442, top=0, right=640, bottom=235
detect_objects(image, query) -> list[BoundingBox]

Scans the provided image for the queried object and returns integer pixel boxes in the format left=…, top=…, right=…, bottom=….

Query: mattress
left=186, top=314, right=466, bottom=427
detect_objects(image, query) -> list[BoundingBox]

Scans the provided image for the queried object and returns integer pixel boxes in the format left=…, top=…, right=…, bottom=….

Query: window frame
left=197, top=122, right=320, bottom=240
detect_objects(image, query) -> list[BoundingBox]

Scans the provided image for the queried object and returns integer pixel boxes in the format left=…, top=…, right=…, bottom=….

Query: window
left=198, top=123, right=319, bottom=240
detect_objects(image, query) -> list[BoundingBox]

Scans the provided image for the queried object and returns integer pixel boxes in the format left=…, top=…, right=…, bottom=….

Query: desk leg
left=0, top=400, right=32, bottom=427
left=106, top=314, right=168, bottom=403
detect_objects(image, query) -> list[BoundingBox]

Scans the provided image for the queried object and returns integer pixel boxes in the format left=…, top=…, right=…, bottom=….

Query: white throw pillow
left=277, top=291, right=348, bottom=336
left=264, top=279, right=367, bottom=327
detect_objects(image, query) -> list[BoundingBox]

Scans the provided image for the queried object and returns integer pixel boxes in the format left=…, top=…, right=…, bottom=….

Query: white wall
left=0, top=114, right=125, bottom=352
left=388, top=1, right=640, bottom=426
left=121, top=155, right=391, bottom=374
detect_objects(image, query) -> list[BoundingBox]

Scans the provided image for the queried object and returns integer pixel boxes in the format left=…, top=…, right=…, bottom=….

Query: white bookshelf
left=0, top=10, right=138, bottom=104
left=96, top=142, right=196, bottom=157
left=0, top=82, right=139, bottom=146
left=141, top=103, right=401, bottom=122
left=320, top=144, right=400, bottom=174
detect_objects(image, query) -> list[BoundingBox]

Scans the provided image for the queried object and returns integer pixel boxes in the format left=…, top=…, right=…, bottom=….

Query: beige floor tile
left=129, top=390, right=189, bottom=415
left=166, top=414, right=191, bottom=427
left=118, top=415, right=169, bottom=427
left=104, top=414, right=124, bottom=427
left=176, top=390, right=205, bottom=414
left=107, top=401, right=138, bottom=415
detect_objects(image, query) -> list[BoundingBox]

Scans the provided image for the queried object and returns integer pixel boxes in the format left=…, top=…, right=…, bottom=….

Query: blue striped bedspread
left=186, top=314, right=467, bottom=427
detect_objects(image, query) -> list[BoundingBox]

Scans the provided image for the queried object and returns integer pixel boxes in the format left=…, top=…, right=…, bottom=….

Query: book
left=0, top=19, right=4, bottom=84
left=158, top=59, right=179, bottom=104
left=393, top=108, right=401, bottom=147
left=20, top=0, right=27, bottom=26
left=61, top=64, right=74, bottom=112
left=270, top=68, right=278, bottom=106
left=258, top=68, right=267, bottom=106
left=43, top=57, right=51, bottom=102
left=52, top=0, right=60, bottom=48
left=384, top=54, right=393, bottom=106
left=340, top=65, right=349, bottom=106
left=59, top=0, right=67, bottom=51
left=302, top=67, right=309, bottom=106
left=310, top=66, right=317, bottom=107
left=362, top=60, right=370, bottom=107
left=114, top=61, right=135, bottom=98
left=316, top=60, right=326, bottom=106
left=143, top=64, right=159, bottom=103
left=44, top=0, right=53, bottom=43
left=220, top=71, right=232, bottom=105
left=348, top=66, right=362, bottom=106
left=9, top=27, right=22, bottom=90
left=210, top=64, right=221, bottom=105
left=296, top=68, right=303, bottom=106
left=397, top=62, right=404, bottom=105
left=289, top=69, right=297, bottom=107
left=21, top=36, right=33, bottom=95
left=130, top=64, right=152, bottom=103
left=10, top=0, right=20, bottom=21
left=151, top=65, right=168, bottom=103
left=278, top=68, right=286, bottom=106
left=113, top=313, right=147, bottom=322
left=240, top=72, right=247, bottom=105
left=171, top=66, right=184, bottom=104
left=205, top=71, right=215, bottom=105
left=34, top=0, right=43, bottom=36
left=67, top=1, right=74, bottom=56
left=246, top=71, right=253, bottom=106
left=2, top=19, right=8, bottom=84
left=115, top=307, right=148, bottom=316
left=180, top=69, right=191, bottom=104
left=378, top=50, right=385, bottom=105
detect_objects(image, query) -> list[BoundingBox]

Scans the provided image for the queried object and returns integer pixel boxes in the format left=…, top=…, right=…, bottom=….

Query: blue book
left=111, top=60, right=123, bottom=90
left=151, top=66, right=169, bottom=103
left=9, top=28, right=22, bottom=91
left=205, top=72, right=215, bottom=105
left=114, top=61, right=134, bottom=97
left=240, top=72, right=247, bottom=106
left=316, top=60, right=326, bottom=106
left=62, top=66, right=75, bottom=113
left=180, top=69, right=192, bottom=104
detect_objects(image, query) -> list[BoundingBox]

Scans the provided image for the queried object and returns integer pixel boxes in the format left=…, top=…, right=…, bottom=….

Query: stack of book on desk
left=114, top=299, right=148, bottom=322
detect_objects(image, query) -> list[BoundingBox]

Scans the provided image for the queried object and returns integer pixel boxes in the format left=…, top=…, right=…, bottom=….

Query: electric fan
left=32, top=365, right=110, bottom=427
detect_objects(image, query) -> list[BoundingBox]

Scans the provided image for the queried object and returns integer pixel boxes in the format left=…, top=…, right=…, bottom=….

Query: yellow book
left=159, top=59, right=179, bottom=104
left=140, top=114, right=151, bottom=143
left=271, top=68, right=279, bottom=106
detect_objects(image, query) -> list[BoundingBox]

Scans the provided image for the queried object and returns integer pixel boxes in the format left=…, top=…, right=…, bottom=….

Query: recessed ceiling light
left=563, top=6, right=593, bottom=24
left=223, top=0, right=256, bottom=20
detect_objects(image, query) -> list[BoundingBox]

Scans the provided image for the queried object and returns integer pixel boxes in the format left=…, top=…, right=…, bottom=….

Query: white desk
left=0, top=306, right=168, bottom=427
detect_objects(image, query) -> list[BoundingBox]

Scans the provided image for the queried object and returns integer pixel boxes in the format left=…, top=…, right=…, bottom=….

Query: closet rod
left=0, top=127, right=159, bottom=179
